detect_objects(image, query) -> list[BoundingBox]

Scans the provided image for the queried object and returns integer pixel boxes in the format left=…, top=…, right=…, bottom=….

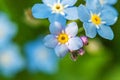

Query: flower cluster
left=32, top=0, right=118, bottom=61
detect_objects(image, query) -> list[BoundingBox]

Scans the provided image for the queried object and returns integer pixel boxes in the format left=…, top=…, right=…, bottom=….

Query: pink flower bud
left=78, top=48, right=85, bottom=56
left=80, top=36, right=88, bottom=46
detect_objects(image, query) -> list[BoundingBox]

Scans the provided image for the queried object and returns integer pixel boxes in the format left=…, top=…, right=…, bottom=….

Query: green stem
left=78, top=27, right=84, bottom=33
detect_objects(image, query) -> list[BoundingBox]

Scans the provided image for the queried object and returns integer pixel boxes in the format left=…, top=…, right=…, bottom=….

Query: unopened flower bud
left=70, top=51, right=78, bottom=61
left=78, top=48, right=85, bottom=56
left=80, top=36, right=88, bottom=46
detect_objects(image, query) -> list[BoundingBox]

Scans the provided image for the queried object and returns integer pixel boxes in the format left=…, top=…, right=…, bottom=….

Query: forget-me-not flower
left=0, top=44, right=24, bottom=77
left=78, top=0, right=118, bottom=40
left=25, top=38, right=58, bottom=74
left=44, top=22, right=83, bottom=57
left=0, top=12, right=17, bottom=47
left=32, top=0, right=78, bottom=25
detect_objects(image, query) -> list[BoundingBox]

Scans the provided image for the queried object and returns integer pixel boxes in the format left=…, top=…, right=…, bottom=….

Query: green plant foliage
left=0, top=0, right=120, bottom=80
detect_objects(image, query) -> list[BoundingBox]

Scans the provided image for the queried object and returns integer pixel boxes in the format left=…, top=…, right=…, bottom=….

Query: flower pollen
left=57, top=33, right=69, bottom=44
left=91, top=14, right=101, bottom=25
left=52, top=3, right=64, bottom=14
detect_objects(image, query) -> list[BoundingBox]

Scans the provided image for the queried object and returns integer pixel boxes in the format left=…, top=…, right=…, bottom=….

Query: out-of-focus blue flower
left=32, top=0, right=78, bottom=25
left=44, top=22, right=83, bottom=57
left=99, top=0, right=117, bottom=5
left=25, top=38, right=58, bottom=74
left=0, top=12, right=17, bottom=47
left=0, top=44, right=25, bottom=77
left=78, top=0, right=118, bottom=40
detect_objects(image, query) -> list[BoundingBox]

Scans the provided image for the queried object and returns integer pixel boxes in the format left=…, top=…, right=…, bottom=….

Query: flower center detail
left=91, top=14, right=101, bottom=25
left=57, top=33, right=69, bottom=44
left=52, top=3, right=64, bottom=14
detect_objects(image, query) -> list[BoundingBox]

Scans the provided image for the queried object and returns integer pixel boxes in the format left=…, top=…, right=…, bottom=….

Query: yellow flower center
left=91, top=14, right=101, bottom=25
left=52, top=3, right=64, bottom=13
left=57, top=33, right=69, bottom=44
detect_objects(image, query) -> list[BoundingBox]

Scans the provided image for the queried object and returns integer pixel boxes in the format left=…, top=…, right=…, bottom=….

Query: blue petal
left=68, top=37, right=83, bottom=51
left=44, top=35, right=58, bottom=48
left=49, top=22, right=63, bottom=35
left=101, top=7, right=118, bottom=25
left=42, top=0, right=57, bottom=5
left=65, top=22, right=78, bottom=37
left=64, top=7, right=78, bottom=20
left=48, top=14, right=66, bottom=26
left=32, top=4, right=51, bottom=19
left=61, top=0, right=77, bottom=6
left=55, top=44, right=68, bottom=58
left=103, top=0, right=117, bottom=5
left=103, top=5, right=118, bottom=16
left=97, top=25, right=114, bottom=40
left=83, top=22, right=97, bottom=38
left=78, top=4, right=90, bottom=22
left=86, top=0, right=102, bottom=13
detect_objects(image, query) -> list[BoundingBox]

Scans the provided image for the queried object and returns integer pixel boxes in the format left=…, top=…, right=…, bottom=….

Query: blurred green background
left=0, top=0, right=120, bottom=80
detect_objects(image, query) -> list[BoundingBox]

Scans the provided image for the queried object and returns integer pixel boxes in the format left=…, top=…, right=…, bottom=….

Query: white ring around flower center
left=88, top=11, right=106, bottom=29
left=47, top=0, right=69, bottom=15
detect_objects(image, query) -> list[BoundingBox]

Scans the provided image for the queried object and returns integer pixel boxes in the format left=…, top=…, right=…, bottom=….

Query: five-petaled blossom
left=32, top=0, right=78, bottom=25
left=44, top=22, right=83, bottom=57
left=78, top=0, right=118, bottom=40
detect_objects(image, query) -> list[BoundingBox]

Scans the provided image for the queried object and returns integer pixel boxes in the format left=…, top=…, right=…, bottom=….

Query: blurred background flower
left=25, top=37, right=58, bottom=74
left=0, top=12, right=25, bottom=77
left=0, top=12, right=17, bottom=47
left=0, top=44, right=25, bottom=77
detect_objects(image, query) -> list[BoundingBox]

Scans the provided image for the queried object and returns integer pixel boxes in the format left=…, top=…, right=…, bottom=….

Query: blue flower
left=0, top=44, right=24, bottom=77
left=32, top=0, right=78, bottom=25
left=24, top=38, right=58, bottom=74
left=78, top=0, right=118, bottom=40
left=0, top=12, right=17, bottom=47
left=44, top=22, right=83, bottom=57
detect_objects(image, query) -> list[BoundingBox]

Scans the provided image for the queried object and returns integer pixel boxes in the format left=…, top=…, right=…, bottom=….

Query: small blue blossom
left=0, top=12, right=17, bottom=47
left=25, top=38, right=58, bottom=74
left=78, top=0, right=118, bottom=40
left=0, top=44, right=25, bottom=77
left=44, top=22, right=83, bottom=57
left=32, top=0, right=78, bottom=25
